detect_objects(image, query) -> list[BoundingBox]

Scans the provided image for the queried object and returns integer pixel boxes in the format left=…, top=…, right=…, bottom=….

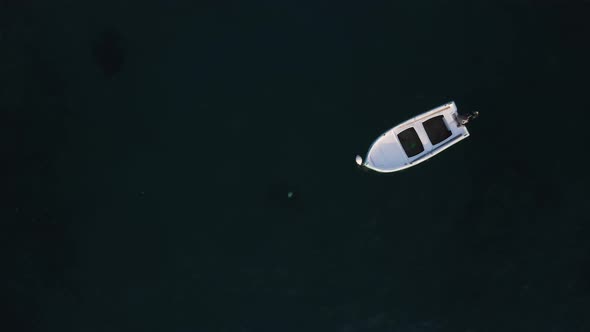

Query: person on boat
left=457, top=111, right=479, bottom=126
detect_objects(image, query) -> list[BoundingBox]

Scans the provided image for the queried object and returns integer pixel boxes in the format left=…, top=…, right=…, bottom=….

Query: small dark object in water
left=92, top=28, right=125, bottom=77
left=266, top=181, right=303, bottom=213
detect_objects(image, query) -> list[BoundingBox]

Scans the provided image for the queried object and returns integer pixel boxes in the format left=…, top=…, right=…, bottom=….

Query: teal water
left=4, top=0, right=590, bottom=331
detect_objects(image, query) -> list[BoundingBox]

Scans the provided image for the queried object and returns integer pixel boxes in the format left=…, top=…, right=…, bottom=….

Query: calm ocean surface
left=5, top=0, right=590, bottom=331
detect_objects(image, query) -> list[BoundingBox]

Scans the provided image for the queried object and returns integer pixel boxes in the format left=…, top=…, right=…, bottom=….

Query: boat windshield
left=397, top=127, right=424, bottom=157
left=423, top=115, right=452, bottom=145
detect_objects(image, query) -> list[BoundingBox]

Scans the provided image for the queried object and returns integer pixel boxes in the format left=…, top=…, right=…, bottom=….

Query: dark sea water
left=4, top=0, right=590, bottom=331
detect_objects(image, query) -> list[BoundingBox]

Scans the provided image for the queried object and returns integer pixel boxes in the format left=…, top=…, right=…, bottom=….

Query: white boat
left=355, top=101, right=477, bottom=173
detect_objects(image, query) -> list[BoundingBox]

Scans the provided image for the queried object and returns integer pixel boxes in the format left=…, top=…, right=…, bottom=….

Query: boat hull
left=359, top=101, right=469, bottom=173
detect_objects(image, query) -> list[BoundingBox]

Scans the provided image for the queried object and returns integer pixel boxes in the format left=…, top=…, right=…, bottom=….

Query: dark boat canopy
left=423, top=115, right=452, bottom=145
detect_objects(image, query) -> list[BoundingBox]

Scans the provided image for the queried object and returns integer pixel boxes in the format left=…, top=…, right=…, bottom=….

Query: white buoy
left=355, top=155, right=363, bottom=166
left=287, top=191, right=294, bottom=199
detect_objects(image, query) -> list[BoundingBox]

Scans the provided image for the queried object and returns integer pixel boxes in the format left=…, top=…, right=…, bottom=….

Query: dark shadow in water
left=92, top=28, right=126, bottom=77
